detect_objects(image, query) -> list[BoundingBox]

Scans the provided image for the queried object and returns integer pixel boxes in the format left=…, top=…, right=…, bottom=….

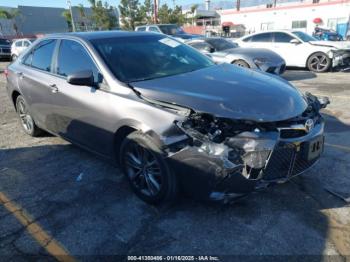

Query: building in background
left=0, top=5, right=119, bottom=38
left=15, top=6, right=67, bottom=36
left=218, top=0, right=350, bottom=37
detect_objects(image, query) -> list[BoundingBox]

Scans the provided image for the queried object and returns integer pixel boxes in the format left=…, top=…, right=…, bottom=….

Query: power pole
left=154, top=0, right=158, bottom=23
left=67, top=0, right=76, bottom=32
left=236, top=0, right=240, bottom=11
left=273, top=0, right=277, bottom=7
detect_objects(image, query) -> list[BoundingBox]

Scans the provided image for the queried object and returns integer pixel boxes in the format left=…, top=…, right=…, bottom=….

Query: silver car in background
left=186, top=37, right=286, bottom=75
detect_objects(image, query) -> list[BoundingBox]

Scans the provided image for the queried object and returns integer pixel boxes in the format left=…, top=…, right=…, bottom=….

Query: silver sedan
left=186, top=37, right=286, bottom=75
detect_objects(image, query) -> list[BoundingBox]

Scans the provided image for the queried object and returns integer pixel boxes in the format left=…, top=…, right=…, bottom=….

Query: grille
left=0, top=48, right=10, bottom=53
left=263, top=143, right=295, bottom=180
left=262, top=141, right=319, bottom=181
left=280, top=129, right=307, bottom=139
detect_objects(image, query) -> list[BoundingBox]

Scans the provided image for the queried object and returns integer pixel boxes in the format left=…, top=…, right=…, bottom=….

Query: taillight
left=4, top=68, right=8, bottom=77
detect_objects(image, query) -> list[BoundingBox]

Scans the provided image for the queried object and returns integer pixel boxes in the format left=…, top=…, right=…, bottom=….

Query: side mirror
left=67, top=70, right=96, bottom=86
left=290, top=39, right=301, bottom=45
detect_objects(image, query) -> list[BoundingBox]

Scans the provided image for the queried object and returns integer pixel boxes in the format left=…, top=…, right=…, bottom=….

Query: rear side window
left=149, top=27, right=160, bottom=32
left=251, top=33, right=273, bottom=42
left=189, top=42, right=213, bottom=51
left=31, top=39, right=57, bottom=72
left=23, top=41, right=31, bottom=47
left=56, top=40, right=99, bottom=80
left=136, top=27, right=146, bottom=31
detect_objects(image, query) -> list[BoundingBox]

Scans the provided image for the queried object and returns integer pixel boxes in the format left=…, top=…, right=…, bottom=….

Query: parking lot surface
left=0, top=61, right=349, bottom=260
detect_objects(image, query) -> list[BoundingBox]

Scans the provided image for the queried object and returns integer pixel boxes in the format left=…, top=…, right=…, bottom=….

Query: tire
left=120, top=131, right=178, bottom=205
left=307, top=52, right=331, bottom=73
left=233, top=59, right=250, bottom=68
left=11, top=54, right=18, bottom=61
left=16, top=95, right=43, bottom=137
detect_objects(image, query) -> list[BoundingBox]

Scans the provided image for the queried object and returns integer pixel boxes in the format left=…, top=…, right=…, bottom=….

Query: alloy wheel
left=124, top=142, right=162, bottom=197
left=309, top=54, right=329, bottom=72
left=17, top=99, right=34, bottom=133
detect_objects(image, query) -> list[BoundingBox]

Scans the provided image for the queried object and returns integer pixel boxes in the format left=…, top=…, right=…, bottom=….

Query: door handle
left=16, top=72, right=23, bottom=78
left=49, top=84, right=59, bottom=93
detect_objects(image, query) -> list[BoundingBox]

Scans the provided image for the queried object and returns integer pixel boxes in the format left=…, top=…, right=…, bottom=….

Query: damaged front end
left=331, top=49, right=350, bottom=69
left=165, top=93, right=330, bottom=202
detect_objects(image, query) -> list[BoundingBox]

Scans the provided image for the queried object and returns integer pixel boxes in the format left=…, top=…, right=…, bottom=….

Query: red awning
left=222, top=21, right=234, bottom=27
left=313, top=18, right=323, bottom=24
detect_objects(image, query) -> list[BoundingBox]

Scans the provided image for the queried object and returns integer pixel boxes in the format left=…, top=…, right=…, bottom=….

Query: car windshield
left=91, top=35, right=215, bottom=83
left=158, top=25, right=185, bottom=35
left=0, top=39, right=10, bottom=45
left=205, top=38, right=238, bottom=51
left=292, top=31, right=317, bottom=42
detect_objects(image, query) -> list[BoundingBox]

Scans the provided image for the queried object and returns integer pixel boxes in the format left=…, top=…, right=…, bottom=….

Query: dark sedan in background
left=186, top=37, right=286, bottom=75
left=135, top=24, right=201, bottom=41
left=0, top=38, right=11, bottom=60
left=5, top=31, right=328, bottom=204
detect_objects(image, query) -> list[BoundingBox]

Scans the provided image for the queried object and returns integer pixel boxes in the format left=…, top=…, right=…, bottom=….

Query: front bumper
left=167, top=120, right=324, bottom=201
left=332, top=51, right=350, bottom=68
left=0, top=52, right=11, bottom=58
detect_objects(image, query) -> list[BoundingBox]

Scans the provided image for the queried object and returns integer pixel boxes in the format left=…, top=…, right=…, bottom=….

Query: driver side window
left=189, top=42, right=214, bottom=52
left=56, top=40, right=99, bottom=82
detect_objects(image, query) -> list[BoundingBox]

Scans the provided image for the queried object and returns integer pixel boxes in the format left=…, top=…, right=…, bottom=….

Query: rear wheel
left=233, top=60, right=250, bottom=68
left=120, top=131, right=178, bottom=205
left=11, top=54, right=18, bottom=61
left=307, top=52, right=331, bottom=73
left=16, top=95, right=43, bottom=137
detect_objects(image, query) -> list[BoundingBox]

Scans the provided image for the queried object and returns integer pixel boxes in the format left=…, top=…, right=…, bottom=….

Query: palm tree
left=0, top=9, right=20, bottom=36
left=0, top=9, right=19, bottom=19
left=62, top=10, right=72, bottom=31
left=190, top=4, right=198, bottom=25
left=77, top=4, right=87, bottom=31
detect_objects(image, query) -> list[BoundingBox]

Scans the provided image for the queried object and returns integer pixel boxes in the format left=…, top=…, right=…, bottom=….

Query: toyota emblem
left=305, top=119, right=314, bottom=133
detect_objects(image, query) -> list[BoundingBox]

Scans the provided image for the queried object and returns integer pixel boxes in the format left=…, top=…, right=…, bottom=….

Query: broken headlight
left=226, top=131, right=278, bottom=169
left=253, top=57, right=268, bottom=66
left=242, top=150, right=271, bottom=169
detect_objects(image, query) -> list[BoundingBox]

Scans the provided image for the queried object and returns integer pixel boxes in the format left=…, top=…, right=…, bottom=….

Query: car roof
left=241, top=29, right=300, bottom=39
left=14, top=38, right=33, bottom=42
left=44, top=30, right=158, bottom=41
left=137, top=24, right=176, bottom=27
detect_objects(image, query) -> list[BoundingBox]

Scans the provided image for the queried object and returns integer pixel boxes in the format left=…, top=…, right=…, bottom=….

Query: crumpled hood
left=218, top=47, right=285, bottom=62
left=309, top=40, right=350, bottom=50
left=130, top=64, right=308, bottom=122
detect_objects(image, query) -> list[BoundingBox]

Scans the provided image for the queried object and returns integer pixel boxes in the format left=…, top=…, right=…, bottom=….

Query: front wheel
left=233, top=59, right=250, bottom=68
left=119, top=131, right=178, bottom=205
left=11, top=54, right=18, bottom=61
left=307, top=52, right=331, bottom=73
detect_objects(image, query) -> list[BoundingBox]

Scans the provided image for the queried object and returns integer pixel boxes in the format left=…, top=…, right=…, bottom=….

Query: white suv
left=237, top=30, right=350, bottom=72
left=11, top=38, right=35, bottom=60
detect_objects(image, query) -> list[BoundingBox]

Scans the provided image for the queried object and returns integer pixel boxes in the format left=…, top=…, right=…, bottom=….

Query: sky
left=0, top=0, right=201, bottom=8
